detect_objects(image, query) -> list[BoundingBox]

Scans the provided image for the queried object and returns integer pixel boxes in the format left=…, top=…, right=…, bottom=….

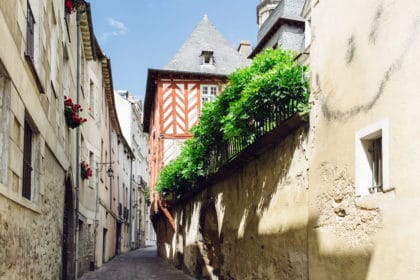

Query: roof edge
left=102, top=58, right=135, bottom=158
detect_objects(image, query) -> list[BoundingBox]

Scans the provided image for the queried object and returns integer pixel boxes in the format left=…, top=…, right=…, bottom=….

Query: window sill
left=0, top=184, right=41, bottom=214
left=355, top=189, right=395, bottom=210
left=24, top=54, right=45, bottom=94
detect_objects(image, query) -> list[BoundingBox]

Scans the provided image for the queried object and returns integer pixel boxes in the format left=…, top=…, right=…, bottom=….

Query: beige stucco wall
left=308, top=0, right=420, bottom=278
left=157, top=126, right=309, bottom=279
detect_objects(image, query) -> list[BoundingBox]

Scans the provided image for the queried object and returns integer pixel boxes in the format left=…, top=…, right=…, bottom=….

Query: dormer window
left=201, top=50, right=214, bottom=65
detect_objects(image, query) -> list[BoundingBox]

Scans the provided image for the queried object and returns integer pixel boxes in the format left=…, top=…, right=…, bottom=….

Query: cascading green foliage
left=156, top=48, right=309, bottom=197
left=145, top=185, right=150, bottom=205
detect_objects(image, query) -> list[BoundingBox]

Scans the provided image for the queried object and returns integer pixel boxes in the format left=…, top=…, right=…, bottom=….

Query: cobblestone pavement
left=79, top=247, right=196, bottom=280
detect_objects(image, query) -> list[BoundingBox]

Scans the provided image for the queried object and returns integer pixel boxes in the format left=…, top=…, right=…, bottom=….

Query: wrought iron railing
left=204, top=98, right=300, bottom=176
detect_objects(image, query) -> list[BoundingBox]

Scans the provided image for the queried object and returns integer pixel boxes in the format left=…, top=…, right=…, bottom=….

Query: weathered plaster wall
left=157, top=126, right=309, bottom=279
left=0, top=147, right=65, bottom=280
left=308, top=0, right=420, bottom=278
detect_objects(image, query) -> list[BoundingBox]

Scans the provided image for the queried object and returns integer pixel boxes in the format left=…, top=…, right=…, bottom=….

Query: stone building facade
left=0, top=1, right=143, bottom=279
left=94, top=58, right=134, bottom=268
left=0, top=0, right=74, bottom=279
left=114, top=91, right=152, bottom=248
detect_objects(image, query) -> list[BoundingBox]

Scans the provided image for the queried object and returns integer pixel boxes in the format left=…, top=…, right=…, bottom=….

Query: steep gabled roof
left=163, top=15, right=250, bottom=75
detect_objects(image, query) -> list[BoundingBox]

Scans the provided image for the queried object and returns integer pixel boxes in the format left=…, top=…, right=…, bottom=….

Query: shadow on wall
left=156, top=125, right=373, bottom=279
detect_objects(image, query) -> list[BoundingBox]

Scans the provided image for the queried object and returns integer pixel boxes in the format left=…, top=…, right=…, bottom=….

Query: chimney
left=237, top=41, right=252, bottom=58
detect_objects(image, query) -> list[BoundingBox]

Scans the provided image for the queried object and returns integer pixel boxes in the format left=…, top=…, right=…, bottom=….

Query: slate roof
left=249, top=0, right=305, bottom=57
left=163, top=15, right=250, bottom=75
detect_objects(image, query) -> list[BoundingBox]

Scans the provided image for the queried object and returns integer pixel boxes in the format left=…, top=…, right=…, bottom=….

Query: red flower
left=65, top=0, right=74, bottom=14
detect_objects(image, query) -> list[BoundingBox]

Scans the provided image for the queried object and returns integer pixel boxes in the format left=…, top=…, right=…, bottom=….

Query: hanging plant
left=64, top=96, right=87, bottom=129
left=80, top=161, right=92, bottom=180
left=65, top=0, right=87, bottom=14
left=65, top=0, right=74, bottom=14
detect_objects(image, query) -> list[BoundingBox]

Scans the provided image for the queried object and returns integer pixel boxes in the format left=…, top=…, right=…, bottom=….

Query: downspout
left=93, top=164, right=99, bottom=268
left=74, top=11, right=81, bottom=280
left=108, top=113, right=112, bottom=222
left=129, top=157, right=133, bottom=249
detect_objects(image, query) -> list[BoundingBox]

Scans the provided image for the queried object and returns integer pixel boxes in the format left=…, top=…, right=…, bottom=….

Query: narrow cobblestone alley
left=79, top=247, right=195, bottom=280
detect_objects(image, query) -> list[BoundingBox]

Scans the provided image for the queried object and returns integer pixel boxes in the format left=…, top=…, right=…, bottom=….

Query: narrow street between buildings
left=79, top=247, right=195, bottom=280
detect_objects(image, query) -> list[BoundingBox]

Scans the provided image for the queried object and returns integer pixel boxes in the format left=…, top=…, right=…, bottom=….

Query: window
left=89, top=80, right=95, bottom=117
left=25, top=1, right=36, bottom=61
left=355, top=119, right=389, bottom=196
left=80, top=49, right=85, bottom=91
left=25, top=1, right=44, bottom=93
left=200, top=85, right=218, bottom=108
left=89, top=151, right=94, bottom=188
left=201, top=50, right=214, bottom=65
left=50, top=7, right=58, bottom=87
left=22, top=120, right=34, bottom=200
left=370, top=138, right=382, bottom=192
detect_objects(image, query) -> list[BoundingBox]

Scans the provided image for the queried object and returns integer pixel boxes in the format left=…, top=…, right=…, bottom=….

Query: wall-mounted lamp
left=97, top=162, right=114, bottom=178
left=106, top=166, right=114, bottom=178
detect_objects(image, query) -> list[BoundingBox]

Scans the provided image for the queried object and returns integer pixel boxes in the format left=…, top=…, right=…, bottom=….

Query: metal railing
left=205, top=98, right=300, bottom=176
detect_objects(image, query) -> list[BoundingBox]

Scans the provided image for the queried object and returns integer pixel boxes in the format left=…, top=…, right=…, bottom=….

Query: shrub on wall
left=157, top=48, right=309, bottom=198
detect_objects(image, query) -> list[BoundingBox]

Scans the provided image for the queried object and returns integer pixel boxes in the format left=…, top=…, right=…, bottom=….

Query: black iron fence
left=205, top=98, right=300, bottom=176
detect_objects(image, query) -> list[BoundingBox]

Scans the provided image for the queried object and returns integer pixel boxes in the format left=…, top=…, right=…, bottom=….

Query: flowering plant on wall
left=80, top=161, right=92, bottom=180
left=65, top=0, right=87, bottom=14
left=64, top=96, right=87, bottom=129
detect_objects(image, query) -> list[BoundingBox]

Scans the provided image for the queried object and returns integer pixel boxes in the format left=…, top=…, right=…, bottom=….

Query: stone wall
left=156, top=124, right=310, bottom=279
left=0, top=146, right=65, bottom=280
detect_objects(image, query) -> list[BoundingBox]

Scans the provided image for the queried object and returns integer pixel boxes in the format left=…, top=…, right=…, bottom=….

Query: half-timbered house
left=143, top=15, right=250, bottom=211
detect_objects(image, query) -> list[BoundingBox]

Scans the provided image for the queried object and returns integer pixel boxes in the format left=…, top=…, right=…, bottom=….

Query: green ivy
left=145, top=185, right=151, bottom=205
left=156, top=48, right=309, bottom=197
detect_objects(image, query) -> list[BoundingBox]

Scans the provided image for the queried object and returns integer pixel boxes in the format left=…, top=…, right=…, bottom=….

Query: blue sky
left=89, top=0, right=259, bottom=101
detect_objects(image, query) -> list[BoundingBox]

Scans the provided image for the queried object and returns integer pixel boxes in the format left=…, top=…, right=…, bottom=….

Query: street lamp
left=96, top=162, right=114, bottom=178
left=106, top=166, right=114, bottom=178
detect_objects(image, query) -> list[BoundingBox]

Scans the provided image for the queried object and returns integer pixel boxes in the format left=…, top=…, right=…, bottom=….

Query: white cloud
left=101, top=18, right=128, bottom=41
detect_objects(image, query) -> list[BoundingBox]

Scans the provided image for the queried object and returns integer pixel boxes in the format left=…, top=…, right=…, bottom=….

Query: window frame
left=22, top=119, right=34, bottom=200
left=24, top=0, right=44, bottom=93
left=25, top=2, right=36, bottom=61
left=200, top=84, right=218, bottom=108
left=355, top=119, right=390, bottom=196
left=201, top=51, right=214, bottom=65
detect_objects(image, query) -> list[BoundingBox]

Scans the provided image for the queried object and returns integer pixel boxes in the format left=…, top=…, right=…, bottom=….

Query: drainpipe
left=74, top=10, right=82, bottom=280
left=129, top=157, right=133, bottom=249
left=93, top=164, right=99, bottom=268
left=109, top=114, right=112, bottom=222
left=108, top=119, right=112, bottom=213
